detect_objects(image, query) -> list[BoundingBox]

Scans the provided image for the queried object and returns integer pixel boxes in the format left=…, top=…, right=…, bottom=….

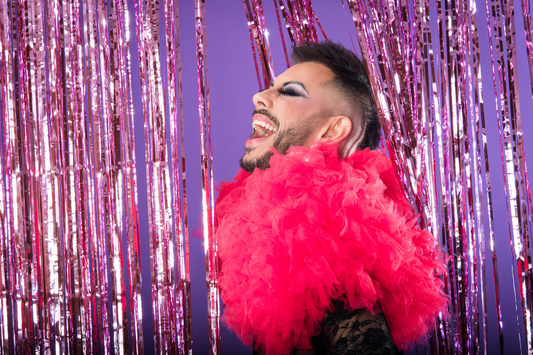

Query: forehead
left=274, top=62, right=334, bottom=88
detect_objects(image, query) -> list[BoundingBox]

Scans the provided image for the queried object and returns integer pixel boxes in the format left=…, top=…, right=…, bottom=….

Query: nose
left=253, top=88, right=273, bottom=108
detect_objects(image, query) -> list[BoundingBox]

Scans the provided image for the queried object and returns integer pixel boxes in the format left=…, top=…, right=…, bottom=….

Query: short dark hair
left=291, top=41, right=381, bottom=151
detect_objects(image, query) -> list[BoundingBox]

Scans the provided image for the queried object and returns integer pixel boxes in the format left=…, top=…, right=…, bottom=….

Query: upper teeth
left=253, top=120, right=277, bottom=136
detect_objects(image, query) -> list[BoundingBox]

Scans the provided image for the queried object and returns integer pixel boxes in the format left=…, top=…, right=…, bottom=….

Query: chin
left=239, top=149, right=273, bottom=173
left=239, top=155, right=257, bottom=174
left=240, top=154, right=253, bottom=166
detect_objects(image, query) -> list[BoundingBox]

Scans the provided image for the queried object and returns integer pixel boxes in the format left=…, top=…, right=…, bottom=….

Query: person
left=215, top=41, right=448, bottom=355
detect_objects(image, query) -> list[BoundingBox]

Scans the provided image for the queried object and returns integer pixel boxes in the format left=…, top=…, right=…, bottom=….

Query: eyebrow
left=270, top=80, right=309, bottom=94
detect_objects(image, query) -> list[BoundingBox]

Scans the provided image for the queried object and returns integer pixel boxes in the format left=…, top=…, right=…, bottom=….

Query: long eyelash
left=278, top=87, right=298, bottom=96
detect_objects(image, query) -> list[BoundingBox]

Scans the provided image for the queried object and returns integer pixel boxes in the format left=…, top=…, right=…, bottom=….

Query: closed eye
left=278, top=82, right=308, bottom=97
left=278, top=87, right=300, bottom=96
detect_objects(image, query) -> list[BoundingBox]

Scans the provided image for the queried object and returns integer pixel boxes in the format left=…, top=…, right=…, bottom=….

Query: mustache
left=253, top=109, right=279, bottom=127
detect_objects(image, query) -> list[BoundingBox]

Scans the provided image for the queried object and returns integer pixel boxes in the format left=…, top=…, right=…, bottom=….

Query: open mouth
left=245, top=114, right=278, bottom=150
left=252, top=120, right=277, bottom=138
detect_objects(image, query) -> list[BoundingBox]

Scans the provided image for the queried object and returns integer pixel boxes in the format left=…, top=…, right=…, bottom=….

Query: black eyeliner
left=278, top=87, right=299, bottom=96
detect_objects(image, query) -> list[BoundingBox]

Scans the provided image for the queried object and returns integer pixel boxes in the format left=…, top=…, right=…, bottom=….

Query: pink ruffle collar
left=215, top=142, right=448, bottom=354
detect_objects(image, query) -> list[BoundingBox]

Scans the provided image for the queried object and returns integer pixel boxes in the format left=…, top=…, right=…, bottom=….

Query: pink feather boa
left=215, top=142, right=448, bottom=354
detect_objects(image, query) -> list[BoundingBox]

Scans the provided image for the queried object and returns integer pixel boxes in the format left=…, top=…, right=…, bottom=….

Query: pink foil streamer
left=63, top=0, right=96, bottom=351
left=252, top=0, right=275, bottom=83
left=255, top=0, right=277, bottom=82
left=14, top=0, right=35, bottom=349
left=135, top=0, right=190, bottom=352
left=244, top=0, right=267, bottom=90
left=427, top=0, right=454, bottom=349
left=482, top=1, right=514, bottom=352
left=164, top=0, right=193, bottom=352
left=273, top=0, right=291, bottom=68
left=501, top=0, right=533, bottom=350
left=242, top=0, right=275, bottom=90
left=95, top=0, right=130, bottom=350
left=440, top=0, right=465, bottom=350
left=0, top=0, right=10, bottom=342
left=111, top=0, right=145, bottom=351
left=274, top=0, right=323, bottom=46
left=524, top=0, right=533, bottom=100
left=82, top=0, right=113, bottom=350
left=195, top=0, right=221, bottom=354
left=519, top=0, right=533, bottom=345
left=2, top=0, right=143, bottom=352
left=414, top=0, right=451, bottom=351
left=467, top=0, right=491, bottom=352
left=243, top=0, right=329, bottom=84
left=0, top=0, right=18, bottom=352
left=4, top=0, right=146, bottom=351
left=23, top=0, right=64, bottom=351
left=463, top=2, right=480, bottom=352
left=523, top=1, right=533, bottom=243
left=277, top=0, right=297, bottom=46
left=485, top=0, right=533, bottom=352
left=448, top=0, right=472, bottom=350
left=44, top=0, right=70, bottom=351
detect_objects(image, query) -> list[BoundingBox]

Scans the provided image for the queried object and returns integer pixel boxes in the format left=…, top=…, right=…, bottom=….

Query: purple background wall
left=127, top=0, right=533, bottom=353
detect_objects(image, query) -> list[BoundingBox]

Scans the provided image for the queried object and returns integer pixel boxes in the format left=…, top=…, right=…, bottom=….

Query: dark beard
left=239, top=124, right=316, bottom=174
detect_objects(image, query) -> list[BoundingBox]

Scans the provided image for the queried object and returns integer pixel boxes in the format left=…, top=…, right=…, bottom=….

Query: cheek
left=277, top=103, right=315, bottom=127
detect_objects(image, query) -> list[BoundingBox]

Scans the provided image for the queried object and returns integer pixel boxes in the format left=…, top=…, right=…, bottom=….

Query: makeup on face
left=241, top=62, right=337, bottom=169
left=276, top=81, right=309, bottom=98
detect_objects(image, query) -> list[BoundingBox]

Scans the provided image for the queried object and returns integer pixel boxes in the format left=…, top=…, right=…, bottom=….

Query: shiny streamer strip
left=82, top=0, right=112, bottom=350
left=21, top=0, right=66, bottom=352
left=467, top=0, right=491, bottom=352
left=135, top=0, right=169, bottom=351
left=521, top=0, right=533, bottom=300
left=0, top=0, right=10, bottom=345
left=194, top=0, right=220, bottom=354
left=485, top=0, right=533, bottom=352
left=110, top=0, right=145, bottom=352
left=0, top=0, right=25, bottom=352
left=479, top=1, right=511, bottom=353
left=163, top=0, right=193, bottom=352
left=273, top=0, right=291, bottom=68
left=135, top=0, right=192, bottom=353
left=63, top=0, right=90, bottom=350
left=274, top=0, right=326, bottom=47
left=242, top=0, right=276, bottom=90
left=244, top=0, right=533, bottom=354
left=0, top=0, right=144, bottom=352
left=241, top=0, right=329, bottom=93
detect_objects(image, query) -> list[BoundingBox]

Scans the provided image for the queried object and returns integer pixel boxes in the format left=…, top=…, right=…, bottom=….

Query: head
left=240, top=41, right=380, bottom=174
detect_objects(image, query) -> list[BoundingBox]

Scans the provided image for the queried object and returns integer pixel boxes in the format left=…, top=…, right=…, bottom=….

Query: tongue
left=246, top=128, right=271, bottom=149
left=252, top=128, right=268, bottom=139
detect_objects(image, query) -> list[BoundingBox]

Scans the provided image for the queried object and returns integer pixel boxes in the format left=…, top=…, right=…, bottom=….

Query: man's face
left=240, top=62, right=344, bottom=173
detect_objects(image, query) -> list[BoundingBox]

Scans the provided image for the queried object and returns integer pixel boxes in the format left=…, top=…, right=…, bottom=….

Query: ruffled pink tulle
left=215, top=142, right=448, bottom=354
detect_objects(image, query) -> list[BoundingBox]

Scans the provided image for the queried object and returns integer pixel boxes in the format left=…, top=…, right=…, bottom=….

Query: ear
left=339, top=115, right=366, bottom=158
left=320, top=116, right=352, bottom=143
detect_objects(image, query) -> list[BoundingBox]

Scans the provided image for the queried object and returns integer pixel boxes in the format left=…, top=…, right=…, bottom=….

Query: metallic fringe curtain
left=0, top=0, right=532, bottom=354
left=0, top=0, right=195, bottom=353
left=0, top=0, right=146, bottom=352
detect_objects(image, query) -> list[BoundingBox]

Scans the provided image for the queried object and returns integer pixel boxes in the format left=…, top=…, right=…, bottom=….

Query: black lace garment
left=253, top=300, right=399, bottom=355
